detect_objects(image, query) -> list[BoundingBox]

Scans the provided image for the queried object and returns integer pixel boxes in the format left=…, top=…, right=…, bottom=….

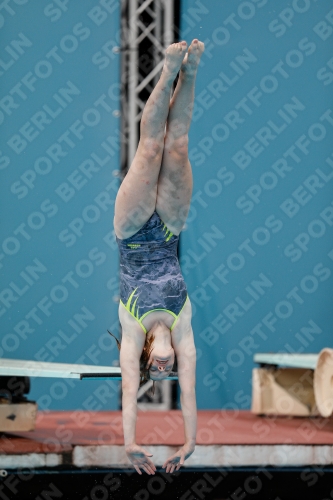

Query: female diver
left=113, top=39, right=205, bottom=475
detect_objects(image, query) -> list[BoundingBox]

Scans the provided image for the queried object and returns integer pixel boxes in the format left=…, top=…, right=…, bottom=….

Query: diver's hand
left=125, top=444, right=156, bottom=475
left=162, top=442, right=195, bottom=473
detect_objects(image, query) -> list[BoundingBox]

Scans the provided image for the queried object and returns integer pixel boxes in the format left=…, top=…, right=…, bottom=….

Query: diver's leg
left=155, top=39, right=205, bottom=234
left=114, top=41, right=188, bottom=239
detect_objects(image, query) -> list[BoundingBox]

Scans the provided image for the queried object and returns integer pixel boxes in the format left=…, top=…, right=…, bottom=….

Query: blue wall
left=1, top=1, right=121, bottom=410
left=180, top=0, right=333, bottom=408
left=1, top=0, right=333, bottom=413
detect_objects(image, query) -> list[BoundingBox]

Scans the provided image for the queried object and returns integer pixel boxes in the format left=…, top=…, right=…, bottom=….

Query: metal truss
left=120, top=0, right=179, bottom=177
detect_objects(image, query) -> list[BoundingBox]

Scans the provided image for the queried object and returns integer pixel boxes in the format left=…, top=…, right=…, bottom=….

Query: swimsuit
left=116, top=211, right=188, bottom=333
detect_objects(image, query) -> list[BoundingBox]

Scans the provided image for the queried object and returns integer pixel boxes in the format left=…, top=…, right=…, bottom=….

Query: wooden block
left=314, top=348, right=333, bottom=418
left=251, top=367, right=262, bottom=414
left=251, top=368, right=320, bottom=417
left=0, top=401, right=37, bottom=432
left=252, top=349, right=333, bottom=418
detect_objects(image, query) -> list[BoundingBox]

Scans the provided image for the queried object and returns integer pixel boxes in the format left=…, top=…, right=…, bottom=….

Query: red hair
left=108, top=330, right=156, bottom=394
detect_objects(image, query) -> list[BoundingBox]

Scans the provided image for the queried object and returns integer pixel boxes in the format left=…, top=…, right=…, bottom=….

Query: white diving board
left=253, top=353, right=319, bottom=370
left=0, top=358, right=178, bottom=380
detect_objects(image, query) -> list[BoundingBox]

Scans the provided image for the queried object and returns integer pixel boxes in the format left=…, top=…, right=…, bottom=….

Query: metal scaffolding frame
left=120, top=0, right=179, bottom=177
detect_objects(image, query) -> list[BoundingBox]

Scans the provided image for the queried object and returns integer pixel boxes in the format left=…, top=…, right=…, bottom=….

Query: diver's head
left=147, top=322, right=174, bottom=381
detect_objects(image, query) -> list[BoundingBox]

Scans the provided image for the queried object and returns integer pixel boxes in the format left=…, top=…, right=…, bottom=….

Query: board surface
left=0, top=358, right=121, bottom=379
left=0, top=358, right=178, bottom=380
left=253, top=353, right=318, bottom=370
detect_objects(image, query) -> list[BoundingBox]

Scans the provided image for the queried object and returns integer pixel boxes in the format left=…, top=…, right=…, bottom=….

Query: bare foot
left=181, top=39, right=205, bottom=76
left=163, top=41, right=188, bottom=77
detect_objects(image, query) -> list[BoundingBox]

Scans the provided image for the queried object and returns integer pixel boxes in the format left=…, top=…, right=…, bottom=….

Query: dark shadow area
left=2, top=466, right=333, bottom=500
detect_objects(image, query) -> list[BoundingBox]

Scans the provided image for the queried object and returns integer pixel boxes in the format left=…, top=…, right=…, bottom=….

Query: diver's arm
left=171, top=299, right=197, bottom=448
left=180, top=390, right=196, bottom=449
left=120, top=335, right=156, bottom=475
left=162, top=325, right=196, bottom=472
left=119, top=336, right=141, bottom=447
left=177, top=327, right=197, bottom=449
left=122, top=388, right=139, bottom=447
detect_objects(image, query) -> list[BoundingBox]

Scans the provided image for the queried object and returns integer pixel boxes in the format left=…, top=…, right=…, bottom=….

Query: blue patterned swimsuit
left=116, top=211, right=188, bottom=333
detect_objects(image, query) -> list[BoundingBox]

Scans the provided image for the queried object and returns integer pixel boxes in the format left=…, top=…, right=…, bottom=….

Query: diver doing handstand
left=111, top=39, right=205, bottom=475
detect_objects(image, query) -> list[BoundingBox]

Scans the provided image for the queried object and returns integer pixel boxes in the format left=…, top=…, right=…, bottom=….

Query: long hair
left=108, top=330, right=156, bottom=393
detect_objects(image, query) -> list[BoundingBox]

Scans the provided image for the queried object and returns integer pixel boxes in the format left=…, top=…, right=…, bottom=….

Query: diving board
left=0, top=359, right=177, bottom=432
left=0, top=358, right=122, bottom=380
left=0, top=358, right=178, bottom=380
left=253, top=352, right=318, bottom=370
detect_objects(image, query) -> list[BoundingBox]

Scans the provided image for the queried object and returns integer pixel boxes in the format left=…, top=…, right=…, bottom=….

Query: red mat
left=1, top=410, right=332, bottom=455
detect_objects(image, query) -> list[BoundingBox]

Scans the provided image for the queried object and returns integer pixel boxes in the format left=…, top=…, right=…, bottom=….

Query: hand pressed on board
left=125, top=444, right=156, bottom=475
left=162, top=443, right=195, bottom=473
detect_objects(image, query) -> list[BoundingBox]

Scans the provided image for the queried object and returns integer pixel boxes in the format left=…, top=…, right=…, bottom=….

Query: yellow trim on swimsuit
left=121, top=295, right=188, bottom=334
